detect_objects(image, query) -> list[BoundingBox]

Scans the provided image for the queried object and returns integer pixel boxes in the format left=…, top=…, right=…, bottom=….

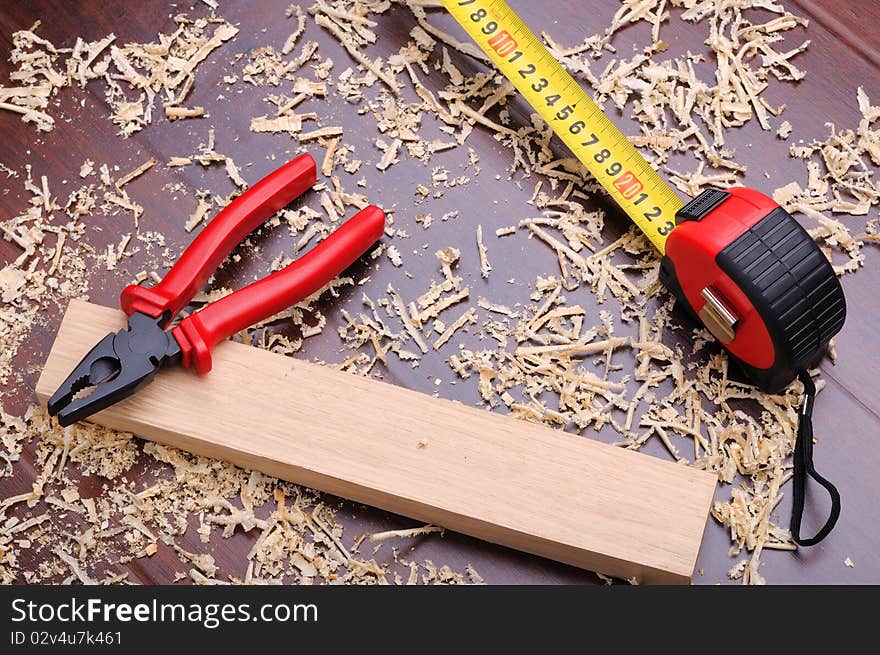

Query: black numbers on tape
left=555, top=105, right=574, bottom=120
left=455, top=0, right=670, bottom=238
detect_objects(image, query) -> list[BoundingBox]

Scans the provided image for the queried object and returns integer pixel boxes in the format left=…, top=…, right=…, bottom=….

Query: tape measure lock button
left=662, top=187, right=847, bottom=392
left=677, top=188, right=731, bottom=223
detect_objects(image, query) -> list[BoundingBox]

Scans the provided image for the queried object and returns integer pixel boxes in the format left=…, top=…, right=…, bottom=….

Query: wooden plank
left=36, top=300, right=717, bottom=584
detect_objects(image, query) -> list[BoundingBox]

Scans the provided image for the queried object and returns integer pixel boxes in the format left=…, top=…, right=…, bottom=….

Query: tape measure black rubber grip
left=660, top=189, right=847, bottom=392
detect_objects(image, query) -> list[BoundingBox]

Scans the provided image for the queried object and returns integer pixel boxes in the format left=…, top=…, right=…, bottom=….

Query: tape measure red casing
left=659, top=187, right=846, bottom=393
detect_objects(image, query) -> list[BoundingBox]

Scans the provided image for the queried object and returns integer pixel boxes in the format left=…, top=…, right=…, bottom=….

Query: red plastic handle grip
left=120, top=153, right=318, bottom=320
left=172, top=205, right=386, bottom=374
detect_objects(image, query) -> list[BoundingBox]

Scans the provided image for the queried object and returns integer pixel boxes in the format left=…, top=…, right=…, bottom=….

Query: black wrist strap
left=790, top=370, right=841, bottom=546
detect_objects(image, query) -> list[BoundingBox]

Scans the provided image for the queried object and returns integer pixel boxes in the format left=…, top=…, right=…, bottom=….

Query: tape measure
left=442, top=0, right=682, bottom=253
left=442, top=0, right=846, bottom=393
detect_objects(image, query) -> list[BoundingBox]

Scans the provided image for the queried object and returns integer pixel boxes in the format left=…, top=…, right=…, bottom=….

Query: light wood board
left=36, top=300, right=717, bottom=584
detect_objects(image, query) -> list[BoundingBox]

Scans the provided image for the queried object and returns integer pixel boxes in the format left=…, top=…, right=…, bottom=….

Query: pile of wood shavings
left=771, top=86, right=879, bottom=274
left=318, top=0, right=875, bottom=584
left=541, top=0, right=813, bottom=191
left=0, top=4, right=484, bottom=585
left=2, top=0, right=877, bottom=585
left=2, top=407, right=480, bottom=585
left=0, top=14, right=238, bottom=135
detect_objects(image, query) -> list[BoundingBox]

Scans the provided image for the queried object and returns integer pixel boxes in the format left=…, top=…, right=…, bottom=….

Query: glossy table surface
left=0, top=0, right=877, bottom=584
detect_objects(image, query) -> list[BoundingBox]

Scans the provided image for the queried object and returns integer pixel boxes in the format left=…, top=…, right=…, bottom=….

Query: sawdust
left=0, top=16, right=238, bottom=135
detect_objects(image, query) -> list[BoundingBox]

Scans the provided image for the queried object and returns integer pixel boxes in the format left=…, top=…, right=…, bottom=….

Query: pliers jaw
left=47, top=311, right=181, bottom=427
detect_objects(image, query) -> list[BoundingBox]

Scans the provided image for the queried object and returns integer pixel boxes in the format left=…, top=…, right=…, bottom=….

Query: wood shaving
left=376, top=137, right=402, bottom=171
left=369, top=525, right=444, bottom=543
left=299, top=126, right=344, bottom=142
left=115, top=157, right=156, bottom=189
left=165, top=105, right=205, bottom=120
left=185, top=198, right=212, bottom=233
left=104, top=190, right=143, bottom=220
left=477, top=297, right=518, bottom=318
left=311, top=5, right=399, bottom=94
left=386, top=244, right=403, bottom=267
left=251, top=114, right=305, bottom=135
left=283, top=5, right=307, bottom=55
left=777, top=120, right=793, bottom=139
left=476, top=224, right=491, bottom=278
left=433, top=308, right=477, bottom=350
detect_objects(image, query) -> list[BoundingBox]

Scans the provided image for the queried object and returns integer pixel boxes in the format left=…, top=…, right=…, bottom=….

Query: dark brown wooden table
left=1, top=0, right=877, bottom=584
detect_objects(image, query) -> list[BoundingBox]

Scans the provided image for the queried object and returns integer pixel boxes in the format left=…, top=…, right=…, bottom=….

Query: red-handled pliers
left=48, top=153, right=385, bottom=427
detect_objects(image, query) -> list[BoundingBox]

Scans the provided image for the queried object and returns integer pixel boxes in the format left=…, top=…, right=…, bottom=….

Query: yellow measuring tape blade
left=441, top=0, right=683, bottom=253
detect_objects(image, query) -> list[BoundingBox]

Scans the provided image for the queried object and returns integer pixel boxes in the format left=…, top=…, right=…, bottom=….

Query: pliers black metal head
left=48, top=153, right=385, bottom=427
left=47, top=311, right=180, bottom=425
